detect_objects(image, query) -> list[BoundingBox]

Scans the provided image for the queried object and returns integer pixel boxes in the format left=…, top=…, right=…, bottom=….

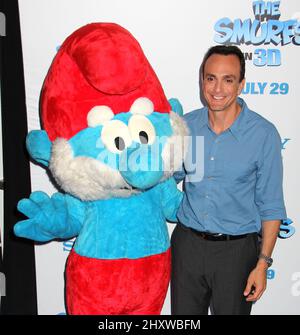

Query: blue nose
left=119, top=143, right=164, bottom=189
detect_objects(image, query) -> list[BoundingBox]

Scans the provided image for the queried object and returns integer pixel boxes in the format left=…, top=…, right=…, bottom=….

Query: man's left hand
left=243, top=262, right=267, bottom=302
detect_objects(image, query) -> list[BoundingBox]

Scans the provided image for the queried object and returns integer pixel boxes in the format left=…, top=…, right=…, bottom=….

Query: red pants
left=66, top=248, right=171, bottom=315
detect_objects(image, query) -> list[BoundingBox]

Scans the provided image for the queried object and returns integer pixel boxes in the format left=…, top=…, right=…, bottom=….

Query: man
left=171, top=45, right=286, bottom=315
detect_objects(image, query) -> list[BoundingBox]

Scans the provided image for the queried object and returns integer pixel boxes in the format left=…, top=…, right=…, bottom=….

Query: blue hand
left=15, top=191, right=80, bottom=241
left=26, top=130, right=52, bottom=166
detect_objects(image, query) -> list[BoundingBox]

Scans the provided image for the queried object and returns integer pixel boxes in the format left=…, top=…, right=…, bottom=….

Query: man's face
left=202, top=54, right=245, bottom=113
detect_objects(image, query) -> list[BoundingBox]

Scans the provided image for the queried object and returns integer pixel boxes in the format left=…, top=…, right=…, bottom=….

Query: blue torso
left=74, top=184, right=170, bottom=259
left=175, top=97, right=286, bottom=235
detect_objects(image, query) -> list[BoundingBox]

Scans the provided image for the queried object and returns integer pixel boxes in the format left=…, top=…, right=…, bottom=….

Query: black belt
left=183, top=225, right=249, bottom=241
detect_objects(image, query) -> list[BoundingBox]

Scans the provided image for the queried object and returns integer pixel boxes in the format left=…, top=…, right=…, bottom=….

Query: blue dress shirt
left=174, top=97, right=287, bottom=235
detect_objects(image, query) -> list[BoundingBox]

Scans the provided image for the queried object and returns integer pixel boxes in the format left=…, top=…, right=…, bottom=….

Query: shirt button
left=215, top=139, right=219, bottom=143
left=210, top=157, right=215, bottom=161
left=208, top=176, right=213, bottom=180
left=205, top=194, right=209, bottom=198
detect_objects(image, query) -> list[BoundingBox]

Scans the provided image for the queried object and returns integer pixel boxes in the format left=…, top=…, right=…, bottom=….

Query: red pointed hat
left=41, top=23, right=171, bottom=141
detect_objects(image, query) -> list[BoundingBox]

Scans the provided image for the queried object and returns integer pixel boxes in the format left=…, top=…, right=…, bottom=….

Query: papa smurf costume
left=14, top=23, right=188, bottom=314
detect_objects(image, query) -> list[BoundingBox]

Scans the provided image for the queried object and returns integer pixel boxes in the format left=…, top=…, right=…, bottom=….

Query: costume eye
left=128, top=115, right=156, bottom=145
left=114, top=137, right=125, bottom=151
left=101, top=120, right=132, bottom=154
left=139, top=131, right=149, bottom=144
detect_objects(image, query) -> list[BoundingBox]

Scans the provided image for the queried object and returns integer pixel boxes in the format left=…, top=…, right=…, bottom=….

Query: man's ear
left=168, top=98, right=183, bottom=117
left=238, top=78, right=246, bottom=95
left=26, top=130, right=52, bottom=167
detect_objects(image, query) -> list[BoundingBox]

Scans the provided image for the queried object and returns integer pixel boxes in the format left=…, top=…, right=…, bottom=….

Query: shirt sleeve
left=255, top=125, right=287, bottom=221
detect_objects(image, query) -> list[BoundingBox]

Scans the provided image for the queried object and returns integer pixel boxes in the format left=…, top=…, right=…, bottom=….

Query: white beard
left=49, top=138, right=138, bottom=201
left=162, top=111, right=189, bottom=180
left=49, top=112, right=188, bottom=201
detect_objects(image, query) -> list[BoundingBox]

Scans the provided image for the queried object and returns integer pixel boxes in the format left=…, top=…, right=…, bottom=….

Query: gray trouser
left=171, top=224, right=259, bottom=315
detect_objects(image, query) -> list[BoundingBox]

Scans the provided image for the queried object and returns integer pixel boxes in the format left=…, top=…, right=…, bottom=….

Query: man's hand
left=243, top=261, right=268, bottom=302
left=243, top=220, right=280, bottom=302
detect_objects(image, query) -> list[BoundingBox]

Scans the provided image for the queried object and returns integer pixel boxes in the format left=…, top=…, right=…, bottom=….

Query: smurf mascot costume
left=14, top=23, right=188, bottom=315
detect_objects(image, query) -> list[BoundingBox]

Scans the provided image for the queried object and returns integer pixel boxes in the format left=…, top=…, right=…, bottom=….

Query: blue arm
left=159, top=177, right=183, bottom=222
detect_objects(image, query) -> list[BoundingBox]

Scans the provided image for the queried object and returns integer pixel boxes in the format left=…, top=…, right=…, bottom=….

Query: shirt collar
left=228, top=97, right=248, bottom=141
left=201, top=97, right=249, bottom=142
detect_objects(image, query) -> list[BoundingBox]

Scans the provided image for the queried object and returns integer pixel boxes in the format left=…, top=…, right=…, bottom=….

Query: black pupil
left=139, top=131, right=149, bottom=144
left=114, top=137, right=125, bottom=151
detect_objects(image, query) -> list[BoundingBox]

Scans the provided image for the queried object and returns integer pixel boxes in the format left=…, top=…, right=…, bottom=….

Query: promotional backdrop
left=18, top=0, right=299, bottom=314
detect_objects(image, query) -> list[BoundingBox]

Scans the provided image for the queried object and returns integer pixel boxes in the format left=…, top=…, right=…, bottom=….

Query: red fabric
left=41, top=23, right=171, bottom=141
left=65, top=248, right=171, bottom=315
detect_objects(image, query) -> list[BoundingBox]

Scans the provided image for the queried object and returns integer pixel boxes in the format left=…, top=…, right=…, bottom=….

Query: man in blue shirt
left=171, top=45, right=286, bottom=315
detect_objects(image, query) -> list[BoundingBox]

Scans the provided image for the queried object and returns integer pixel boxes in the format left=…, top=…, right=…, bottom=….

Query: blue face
left=68, top=112, right=173, bottom=189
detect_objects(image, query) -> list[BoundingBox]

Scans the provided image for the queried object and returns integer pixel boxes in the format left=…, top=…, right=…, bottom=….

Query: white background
left=18, top=0, right=300, bottom=314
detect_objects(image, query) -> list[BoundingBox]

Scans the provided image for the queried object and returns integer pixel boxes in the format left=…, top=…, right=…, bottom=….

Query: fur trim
left=130, top=97, right=154, bottom=115
left=87, top=106, right=114, bottom=127
left=162, top=111, right=189, bottom=179
left=49, top=138, right=139, bottom=201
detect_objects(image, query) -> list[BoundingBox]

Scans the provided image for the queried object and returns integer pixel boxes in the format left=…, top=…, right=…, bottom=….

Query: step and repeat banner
left=18, top=0, right=299, bottom=314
